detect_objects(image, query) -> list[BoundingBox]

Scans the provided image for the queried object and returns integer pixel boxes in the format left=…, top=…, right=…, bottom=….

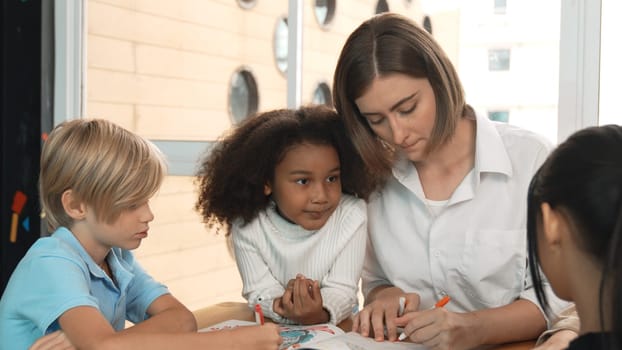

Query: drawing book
left=311, top=331, right=426, bottom=349
left=199, top=319, right=426, bottom=349
left=199, top=319, right=343, bottom=349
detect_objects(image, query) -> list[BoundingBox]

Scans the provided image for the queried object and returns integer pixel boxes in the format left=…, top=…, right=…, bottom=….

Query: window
left=599, top=0, right=622, bottom=125
left=314, top=0, right=336, bottom=28
left=229, top=68, right=259, bottom=123
left=274, top=17, right=288, bottom=74
left=488, top=48, right=510, bottom=71
left=459, top=3, right=560, bottom=142
left=488, top=110, right=510, bottom=123
left=423, top=15, right=433, bottom=34
left=375, top=0, right=389, bottom=14
left=312, top=82, right=332, bottom=106
left=237, top=0, right=257, bottom=9
left=494, top=0, right=507, bottom=14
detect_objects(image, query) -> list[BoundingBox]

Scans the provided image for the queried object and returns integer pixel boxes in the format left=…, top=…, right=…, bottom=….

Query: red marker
left=10, top=191, right=27, bottom=243
left=254, top=304, right=265, bottom=325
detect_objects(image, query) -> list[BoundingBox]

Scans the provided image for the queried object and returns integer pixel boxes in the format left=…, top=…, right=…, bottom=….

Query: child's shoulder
left=338, top=194, right=366, bottom=212
left=6, top=229, right=90, bottom=292
left=20, top=228, right=94, bottom=276
left=27, top=230, right=83, bottom=262
left=331, top=194, right=367, bottom=225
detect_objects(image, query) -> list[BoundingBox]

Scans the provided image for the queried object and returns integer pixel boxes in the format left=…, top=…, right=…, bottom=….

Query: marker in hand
left=433, top=295, right=451, bottom=309
left=254, top=304, right=265, bottom=325
left=384, top=296, right=407, bottom=339
left=398, top=296, right=406, bottom=316
left=392, top=296, right=408, bottom=338
left=398, top=295, right=451, bottom=341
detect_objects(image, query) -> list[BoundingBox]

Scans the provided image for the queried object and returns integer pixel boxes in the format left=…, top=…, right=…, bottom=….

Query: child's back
left=527, top=124, right=622, bottom=350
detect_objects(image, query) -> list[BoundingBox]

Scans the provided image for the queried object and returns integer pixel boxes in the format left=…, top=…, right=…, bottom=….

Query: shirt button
left=433, top=250, right=440, bottom=257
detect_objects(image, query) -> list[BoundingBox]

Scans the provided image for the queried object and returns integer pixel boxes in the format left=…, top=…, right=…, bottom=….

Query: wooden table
left=193, top=302, right=535, bottom=350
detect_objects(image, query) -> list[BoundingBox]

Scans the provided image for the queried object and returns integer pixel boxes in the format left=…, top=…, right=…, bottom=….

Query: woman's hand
left=532, top=330, right=577, bottom=350
left=29, top=330, right=76, bottom=350
left=395, top=308, right=482, bottom=350
left=273, top=274, right=329, bottom=324
left=352, top=287, right=420, bottom=342
left=231, top=323, right=282, bottom=350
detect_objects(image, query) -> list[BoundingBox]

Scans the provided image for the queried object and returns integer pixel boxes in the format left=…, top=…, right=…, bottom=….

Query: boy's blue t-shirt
left=0, top=227, right=169, bottom=349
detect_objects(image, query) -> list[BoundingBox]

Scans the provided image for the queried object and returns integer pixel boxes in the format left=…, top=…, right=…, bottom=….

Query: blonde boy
left=0, top=119, right=281, bottom=350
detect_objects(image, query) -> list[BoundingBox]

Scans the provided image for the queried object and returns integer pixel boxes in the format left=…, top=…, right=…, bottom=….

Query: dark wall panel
left=1, top=0, right=48, bottom=293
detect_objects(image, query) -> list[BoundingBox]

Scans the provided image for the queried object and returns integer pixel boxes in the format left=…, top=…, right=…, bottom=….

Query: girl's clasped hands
left=274, top=274, right=329, bottom=325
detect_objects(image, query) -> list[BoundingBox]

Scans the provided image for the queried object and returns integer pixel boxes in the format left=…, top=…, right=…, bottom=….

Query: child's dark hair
left=527, top=125, right=622, bottom=347
left=195, top=105, right=378, bottom=235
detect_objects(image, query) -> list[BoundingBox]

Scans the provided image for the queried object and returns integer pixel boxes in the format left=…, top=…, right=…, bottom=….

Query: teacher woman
left=332, top=13, right=567, bottom=349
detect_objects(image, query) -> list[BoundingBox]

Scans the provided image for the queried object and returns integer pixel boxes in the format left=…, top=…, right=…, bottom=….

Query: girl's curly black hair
left=195, top=105, right=379, bottom=235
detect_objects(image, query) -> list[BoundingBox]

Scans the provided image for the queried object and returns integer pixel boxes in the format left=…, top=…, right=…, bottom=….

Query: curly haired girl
left=196, top=105, right=377, bottom=325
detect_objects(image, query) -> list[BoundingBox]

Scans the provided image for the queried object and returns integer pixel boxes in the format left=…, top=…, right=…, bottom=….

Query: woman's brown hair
left=333, top=13, right=473, bottom=179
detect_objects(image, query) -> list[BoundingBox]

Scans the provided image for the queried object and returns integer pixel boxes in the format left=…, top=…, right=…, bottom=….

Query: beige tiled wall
left=86, top=0, right=422, bottom=313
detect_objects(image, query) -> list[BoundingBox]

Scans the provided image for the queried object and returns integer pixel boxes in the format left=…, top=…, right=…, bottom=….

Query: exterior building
left=456, top=0, right=561, bottom=143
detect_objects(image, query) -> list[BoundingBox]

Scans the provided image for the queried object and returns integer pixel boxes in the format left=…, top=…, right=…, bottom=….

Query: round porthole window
left=312, top=82, right=332, bottom=107
left=237, top=0, right=257, bottom=10
left=423, top=15, right=433, bottom=34
left=314, top=0, right=336, bottom=28
left=375, top=0, right=389, bottom=14
left=274, top=16, right=288, bottom=74
left=228, top=68, right=259, bottom=123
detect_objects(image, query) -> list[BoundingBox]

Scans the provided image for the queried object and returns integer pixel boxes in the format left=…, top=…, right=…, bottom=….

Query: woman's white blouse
left=363, top=114, right=568, bottom=320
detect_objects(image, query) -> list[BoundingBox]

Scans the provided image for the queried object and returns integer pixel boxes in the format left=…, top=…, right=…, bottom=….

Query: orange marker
left=398, top=295, right=451, bottom=341
left=10, top=191, right=27, bottom=243
left=254, top=304, right=265, bottom=325
left=434, top=295, right=451, bottom=308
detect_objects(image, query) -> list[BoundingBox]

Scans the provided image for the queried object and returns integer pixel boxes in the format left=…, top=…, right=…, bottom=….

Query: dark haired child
left=528, top=124, right=622, bottom=349
left=196, top=105, right=377, bottom=325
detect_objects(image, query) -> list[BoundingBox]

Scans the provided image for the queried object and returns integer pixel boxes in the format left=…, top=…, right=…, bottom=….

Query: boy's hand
left=274, top=274, right=329, bottom=324
left=29, top=330, right=76, bottom=350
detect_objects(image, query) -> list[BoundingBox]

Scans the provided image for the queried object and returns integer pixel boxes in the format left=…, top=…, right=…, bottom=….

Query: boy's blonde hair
left=40, top=118, right=167, bottom=232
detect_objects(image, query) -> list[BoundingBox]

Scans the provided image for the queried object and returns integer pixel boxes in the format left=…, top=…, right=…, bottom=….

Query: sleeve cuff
left=321, top=290, right=356, bottom=325
left=519, top=287, right=571, bottom=328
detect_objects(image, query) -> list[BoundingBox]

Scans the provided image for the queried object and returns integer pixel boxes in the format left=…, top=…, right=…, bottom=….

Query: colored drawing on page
left=279, top=324, right=340, bottom=350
